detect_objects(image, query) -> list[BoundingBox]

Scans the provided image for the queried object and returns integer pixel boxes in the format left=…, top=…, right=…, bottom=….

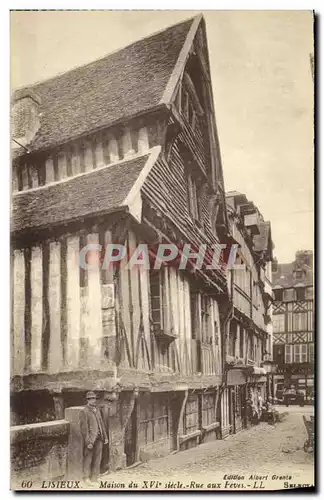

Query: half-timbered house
left=272, top=251, right=314, bottom=399
left=11, top=15, right=234, bottom=469
left=223, top=192, right=274, bottom=435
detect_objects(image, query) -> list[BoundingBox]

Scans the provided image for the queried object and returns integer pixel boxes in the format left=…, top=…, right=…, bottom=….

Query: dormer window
left=11, top=89, right=41, bottom=149
left=273, top=288, right=283, bottom=301
left=296, top=287, right=305, bottom=301
left=283, top=288, right=296, bottom=302
left=294, top=269, right=304, bottom=279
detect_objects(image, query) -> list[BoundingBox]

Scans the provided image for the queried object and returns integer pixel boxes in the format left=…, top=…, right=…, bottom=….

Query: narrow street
left=97, top=406, right=314, bottom=491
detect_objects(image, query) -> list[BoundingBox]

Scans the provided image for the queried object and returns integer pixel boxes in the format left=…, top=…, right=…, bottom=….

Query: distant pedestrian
left=79, top=391, right=108, bottom=485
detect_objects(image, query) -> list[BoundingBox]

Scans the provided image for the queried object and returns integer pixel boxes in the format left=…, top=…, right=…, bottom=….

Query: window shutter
left=309, top=343, right=314, bottom=363
left=285, top=344, right=292, bottom=363
left=294, top=344, right=301, bottom=363
left=301, top=344, right=307, bottom=363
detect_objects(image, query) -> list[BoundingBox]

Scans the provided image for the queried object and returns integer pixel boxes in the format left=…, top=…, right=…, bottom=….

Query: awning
left=249, top=366, right=267, bottom=376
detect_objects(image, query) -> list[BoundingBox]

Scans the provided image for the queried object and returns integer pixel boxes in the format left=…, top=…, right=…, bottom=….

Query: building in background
left=222, top=192, right=274, bottom=435
left=272, top=251, right=314, bottom=401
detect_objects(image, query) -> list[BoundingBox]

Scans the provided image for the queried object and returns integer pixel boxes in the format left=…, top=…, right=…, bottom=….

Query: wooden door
left=124, top=401, right=137, bottom=466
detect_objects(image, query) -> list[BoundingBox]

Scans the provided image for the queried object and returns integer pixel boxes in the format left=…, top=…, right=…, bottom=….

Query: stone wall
left=11, top=419, right=69, bottom=487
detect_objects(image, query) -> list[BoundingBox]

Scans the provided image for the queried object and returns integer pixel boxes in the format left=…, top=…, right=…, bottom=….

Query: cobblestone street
left=97, top=406, right=314, bottom=491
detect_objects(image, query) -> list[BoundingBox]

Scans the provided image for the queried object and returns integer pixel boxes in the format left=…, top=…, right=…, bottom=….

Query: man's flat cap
left=86, top=391, right=97, bottom=400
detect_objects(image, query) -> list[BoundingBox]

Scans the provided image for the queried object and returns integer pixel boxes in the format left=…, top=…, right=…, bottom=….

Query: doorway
left=124, top=401, right=138, bottom=466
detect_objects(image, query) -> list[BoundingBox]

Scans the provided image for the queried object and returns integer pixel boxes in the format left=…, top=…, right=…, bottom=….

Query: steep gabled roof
left=12, top=17, right=198, bottom=155
left=272, top=262, right=313, bottom=288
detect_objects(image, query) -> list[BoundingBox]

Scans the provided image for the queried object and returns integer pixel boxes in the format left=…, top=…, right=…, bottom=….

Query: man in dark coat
left=79, top=391, right=108, bottom=484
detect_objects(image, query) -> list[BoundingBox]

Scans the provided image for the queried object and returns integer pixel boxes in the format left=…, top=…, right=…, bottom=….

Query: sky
left=10, top=10, right=314, bottom=263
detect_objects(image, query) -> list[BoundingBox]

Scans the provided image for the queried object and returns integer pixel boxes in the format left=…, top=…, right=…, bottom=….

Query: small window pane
left=283, top=288, right=296, bottom=301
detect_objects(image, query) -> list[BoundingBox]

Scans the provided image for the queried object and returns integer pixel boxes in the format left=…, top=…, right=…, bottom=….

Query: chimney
left=11, top=89, right=41, bottom=148
left=295, top=250, right=313, bottom=269
left=272, top=257, right=278, bottom=273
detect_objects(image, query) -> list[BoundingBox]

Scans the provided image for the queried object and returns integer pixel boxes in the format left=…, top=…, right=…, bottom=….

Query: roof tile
left=13, top=18, right=194, bottom=154
left=11, top=154, right=149, bottom=233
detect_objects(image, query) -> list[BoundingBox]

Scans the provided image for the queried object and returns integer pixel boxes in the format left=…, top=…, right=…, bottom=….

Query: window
left=228, top=321, right=237, bottom=357
left=274, top=288, right=283, bottom=301
left=239, top=326, right=244, bottom=358
left=309, top=343, right=314, bottom=363
left=274, top=344, right=284, bottom=365
left=201, top=295, right=211, bottom=344
left=273, top=314, right=285, bottom=332
left=187, top=174, right=200, bottom=220
left=149, top=266, right=173, bottom=339
left=285, top=345, right=293, bottom=363
left=296, top=287, right=305, bottom=300
left=202, top=393, right=216, bottom=427
left=294, top=344, right=307, bottom=363
left=293, top=312, right=307, bottom=331
left=190, top=290, right=199, bottom=340
left=139, top=394, right=169, bottom=445
left=183, top=394, right=199, bottom=435
left=248, top=333, right=254, bottom=360
left=261, top=339, right=266, bottom=361
left=283, top=288, right=296, bottom=301
left=149, top=269, right=164, bottom=333
left=234, top=263, right=251, bottom=296
left=214, top=321, right=219, bottom=346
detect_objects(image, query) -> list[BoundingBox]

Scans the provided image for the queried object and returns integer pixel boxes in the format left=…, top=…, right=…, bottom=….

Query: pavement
left=93, top=406, right=315, bottom=491
left=274, top=404, right=314, bottom=415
